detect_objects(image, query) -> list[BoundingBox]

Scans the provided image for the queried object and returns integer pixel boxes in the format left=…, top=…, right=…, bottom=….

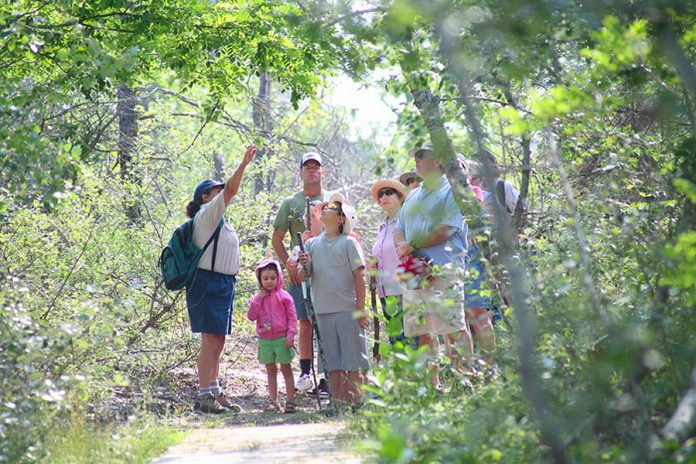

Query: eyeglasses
left=378, top=188, right=398, bottom=198
left=405, top=177, right=421, bottom=186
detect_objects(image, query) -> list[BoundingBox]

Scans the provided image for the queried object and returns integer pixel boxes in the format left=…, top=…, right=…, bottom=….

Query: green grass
left=44, top=415, right=184, bottom=464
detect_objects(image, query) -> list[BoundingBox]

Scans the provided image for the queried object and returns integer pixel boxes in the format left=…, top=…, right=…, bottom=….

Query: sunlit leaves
left=581, top=17, right=650, bottom=74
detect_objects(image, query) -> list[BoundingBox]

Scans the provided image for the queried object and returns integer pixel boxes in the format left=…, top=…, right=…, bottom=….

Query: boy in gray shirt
left=299, top=195, right=369, bottom=408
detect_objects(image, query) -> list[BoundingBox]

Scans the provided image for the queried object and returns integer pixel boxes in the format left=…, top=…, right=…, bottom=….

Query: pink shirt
left=371, top=217, right=402, bottom=298
left=247, top=260, right=297, bottom=340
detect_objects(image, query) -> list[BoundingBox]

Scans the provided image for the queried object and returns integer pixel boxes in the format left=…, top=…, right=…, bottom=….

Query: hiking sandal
left=284, top=401, right=297, bottom=414
left=264, top=400, right=281, bottom=412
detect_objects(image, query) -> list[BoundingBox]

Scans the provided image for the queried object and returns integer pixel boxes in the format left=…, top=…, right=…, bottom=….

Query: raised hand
left=243, top=144, right=257, bottom=165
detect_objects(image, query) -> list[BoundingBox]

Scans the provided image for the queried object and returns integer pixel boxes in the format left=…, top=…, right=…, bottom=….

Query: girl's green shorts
left=258, top=336, right=295, bottom=365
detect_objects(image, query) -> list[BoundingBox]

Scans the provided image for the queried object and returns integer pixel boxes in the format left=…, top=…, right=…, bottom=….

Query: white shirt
left=192, top=192, right=240, bottom=275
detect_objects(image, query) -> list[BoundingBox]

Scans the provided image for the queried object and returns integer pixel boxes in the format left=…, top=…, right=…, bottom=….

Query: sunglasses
left=378, top=187, right=398, bottom=198
left=323, top=202, right=344, bottom=215
left=414, top=149, right=433, bottom=160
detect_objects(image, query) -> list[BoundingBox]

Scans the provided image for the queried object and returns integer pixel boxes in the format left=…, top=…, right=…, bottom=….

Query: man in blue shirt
left=395, top=146, right=474, bottom=388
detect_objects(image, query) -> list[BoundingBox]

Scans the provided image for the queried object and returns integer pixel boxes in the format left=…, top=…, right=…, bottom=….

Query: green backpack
left=159, top=219, right=222, bottom=291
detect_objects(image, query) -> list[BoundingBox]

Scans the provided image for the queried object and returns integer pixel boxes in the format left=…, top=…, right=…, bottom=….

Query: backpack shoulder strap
left=201, top=219, right=223, bottom=251
left=205, top=219, right=224, bottom=273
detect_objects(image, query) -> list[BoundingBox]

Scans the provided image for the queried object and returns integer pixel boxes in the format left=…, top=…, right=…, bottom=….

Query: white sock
left=198, top=387, right=213, bottom=399
left=209, top=380, right=221, bottom=396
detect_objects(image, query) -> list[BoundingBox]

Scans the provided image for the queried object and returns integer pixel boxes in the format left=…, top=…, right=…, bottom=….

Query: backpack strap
left=201, top=219, right=224, bottom=273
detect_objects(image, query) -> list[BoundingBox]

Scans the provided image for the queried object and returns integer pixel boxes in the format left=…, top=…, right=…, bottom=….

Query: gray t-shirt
left=305, top=233, right=365, bottom=315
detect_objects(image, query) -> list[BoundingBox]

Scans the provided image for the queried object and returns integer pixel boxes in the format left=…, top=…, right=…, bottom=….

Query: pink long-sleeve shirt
left=371, top=216, right=403, bottom=299
left=247, top=260, right=297, bottom=340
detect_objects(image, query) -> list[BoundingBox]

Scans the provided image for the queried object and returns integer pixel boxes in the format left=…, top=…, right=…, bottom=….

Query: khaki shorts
left=403, top=277, right=468, bottom=337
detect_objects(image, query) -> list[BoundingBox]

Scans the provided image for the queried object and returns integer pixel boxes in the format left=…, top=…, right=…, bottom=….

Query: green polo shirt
left=273, top=190, right=333, bottom=248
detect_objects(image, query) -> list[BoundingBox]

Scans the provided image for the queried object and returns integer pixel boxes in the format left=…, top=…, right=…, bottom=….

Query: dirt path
left=149, top=334, right=367, bottom=463
left=152, top=421, right=360, bottom=463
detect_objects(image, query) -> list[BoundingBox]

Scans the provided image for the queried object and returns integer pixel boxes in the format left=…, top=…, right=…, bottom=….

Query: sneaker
left=296, top=374, right=314, bottom=393
left=216, top=394, right=242, bottom=412
left=307, top=378, right=330, bottom=398
left=194, top=396, right=225, bottom=414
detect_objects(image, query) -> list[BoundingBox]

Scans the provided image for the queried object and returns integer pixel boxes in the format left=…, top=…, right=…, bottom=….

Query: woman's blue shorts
left=186, top=269, right=236, bottom=335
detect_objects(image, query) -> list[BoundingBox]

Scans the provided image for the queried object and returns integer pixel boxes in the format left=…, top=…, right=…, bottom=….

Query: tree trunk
left=662, top=359, right=696, bottom=442
left=213, top=151, right=225, bottom=182
left=117, top=84, right=140, bottom=222
left=399, top=66, right=477, bottom=218
left=252, top=73, right=273, bottom=194
left=433, top=25, right=569, bottom=463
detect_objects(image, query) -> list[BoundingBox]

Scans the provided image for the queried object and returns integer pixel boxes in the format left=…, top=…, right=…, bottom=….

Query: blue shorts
left=186, top=269, right=236, bottom=335
left=464, top=245, right=491, bottom=309
left=289, top=283, right=309, bottom=320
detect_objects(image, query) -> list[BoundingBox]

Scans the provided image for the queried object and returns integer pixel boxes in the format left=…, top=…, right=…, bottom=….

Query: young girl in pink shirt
left=247, top=260, right=298, bottom=413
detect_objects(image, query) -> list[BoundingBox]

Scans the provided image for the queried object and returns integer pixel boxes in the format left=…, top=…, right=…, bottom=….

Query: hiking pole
left=296, top=232, right=335, bottom=414
left=302, top=199, right=321, bottom=410
left=370, top=276, right=380, bottom=363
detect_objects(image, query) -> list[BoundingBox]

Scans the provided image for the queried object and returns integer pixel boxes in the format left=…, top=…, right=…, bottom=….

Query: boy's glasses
left=378, top=188, right=398, bottom=198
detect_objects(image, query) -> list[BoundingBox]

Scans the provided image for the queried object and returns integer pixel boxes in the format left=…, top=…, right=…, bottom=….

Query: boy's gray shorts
left=315, top=311, right=370, bottom=372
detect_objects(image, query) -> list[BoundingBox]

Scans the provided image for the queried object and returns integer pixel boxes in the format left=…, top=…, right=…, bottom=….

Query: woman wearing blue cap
left=185, top=144, right=257, bottom=413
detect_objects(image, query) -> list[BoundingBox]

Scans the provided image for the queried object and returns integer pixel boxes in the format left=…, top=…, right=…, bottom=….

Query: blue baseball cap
left=193, top=179, right=225, bottom=203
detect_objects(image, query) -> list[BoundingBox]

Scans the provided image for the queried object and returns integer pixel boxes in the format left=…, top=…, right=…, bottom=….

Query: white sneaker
left=296, top=374, right=315, bottom=392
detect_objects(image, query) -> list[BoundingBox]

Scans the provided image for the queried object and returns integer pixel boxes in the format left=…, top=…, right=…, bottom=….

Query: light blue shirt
left=395, top=175, right=468, bottom=268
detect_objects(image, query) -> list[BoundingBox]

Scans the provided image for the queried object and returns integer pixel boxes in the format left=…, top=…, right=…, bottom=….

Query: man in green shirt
left=272, top=152, right=332, bottom=394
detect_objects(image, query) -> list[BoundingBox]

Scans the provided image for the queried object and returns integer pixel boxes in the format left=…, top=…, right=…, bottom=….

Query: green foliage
left=3, top=0, right=696, bottom=462
left=44, top=414, right=183, bottom=464
left=342, top=0, right=696, bottom=462
left=0, top=0, right=360, bottom=200
left=356, top=343, right=544, bottom=463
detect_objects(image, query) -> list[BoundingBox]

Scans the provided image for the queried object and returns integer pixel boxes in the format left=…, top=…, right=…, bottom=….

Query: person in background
left=369, top=178, right=410, bottom=345
left=399, top=169, right=422, bottom=192
left=394, top=146, right=474, bottom=390
left=468, top=150, right=523, bottom=311
left=459, top=157, right=497, bottom=361
left=272, top=153, right=333, bottom=397
left=186, top=145, right=256, bottom=414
